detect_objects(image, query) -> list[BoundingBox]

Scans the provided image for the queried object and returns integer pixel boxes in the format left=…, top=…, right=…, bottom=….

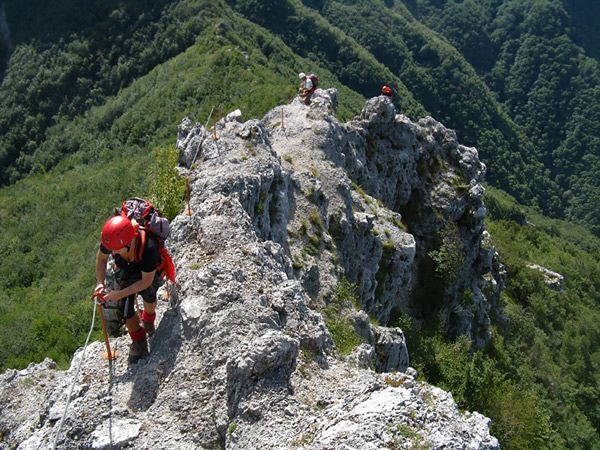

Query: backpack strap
left=134, top=227, right=159, bottom=265
left=135, top=229, right=146, bottom=264
left=135, top=228, right=173, bottom=280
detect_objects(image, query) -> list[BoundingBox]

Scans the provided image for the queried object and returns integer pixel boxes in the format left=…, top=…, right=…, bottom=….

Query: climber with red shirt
left=381, top=85, right=393, bottom=99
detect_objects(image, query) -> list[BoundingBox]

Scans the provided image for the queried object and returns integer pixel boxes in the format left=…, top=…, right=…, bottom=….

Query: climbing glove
left=93, top=283, right=109, bottom=305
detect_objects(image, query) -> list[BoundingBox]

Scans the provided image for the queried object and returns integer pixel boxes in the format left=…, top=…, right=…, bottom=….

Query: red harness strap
left=135, top=229, right=176, bottom=283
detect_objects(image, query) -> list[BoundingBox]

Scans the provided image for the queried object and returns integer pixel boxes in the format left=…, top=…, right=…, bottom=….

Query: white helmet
left=299, top=72, right=306, bottom=78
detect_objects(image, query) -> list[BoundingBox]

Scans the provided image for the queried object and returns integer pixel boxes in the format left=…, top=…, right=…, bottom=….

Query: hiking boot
left=128, top=337, right=148, bottom=364
left=142, top=319, right=155, bottom=336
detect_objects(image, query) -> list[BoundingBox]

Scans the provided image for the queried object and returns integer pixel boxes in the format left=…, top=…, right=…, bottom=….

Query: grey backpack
left=117, top=198, right=171, bottom=241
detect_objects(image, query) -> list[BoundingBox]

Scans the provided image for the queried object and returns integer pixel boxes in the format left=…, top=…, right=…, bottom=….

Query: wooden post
left=135, top=297, right=142, bottom=323
left=281, top=109, right=285, bottom=129
left=186, top=178, right=193, bottom=215
left=98, top=304, right=117, bottom=360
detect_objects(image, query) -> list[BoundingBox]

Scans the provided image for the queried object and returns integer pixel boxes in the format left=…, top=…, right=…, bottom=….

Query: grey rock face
left=339, top=96, right=503, bottom=348
left=0, top=89, right=501, bottom=449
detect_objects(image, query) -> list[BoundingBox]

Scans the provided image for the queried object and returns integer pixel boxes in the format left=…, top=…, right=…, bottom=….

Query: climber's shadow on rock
left=125, top=304, right=183, bottom=412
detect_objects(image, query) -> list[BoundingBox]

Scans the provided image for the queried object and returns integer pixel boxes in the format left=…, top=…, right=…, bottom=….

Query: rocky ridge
left=0, top=89, right=502, bottom=449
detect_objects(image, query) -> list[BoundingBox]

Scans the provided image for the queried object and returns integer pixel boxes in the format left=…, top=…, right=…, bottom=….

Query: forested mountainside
left=227, top=0, right=600, bottom=233
left=1, top=0, right=600, bottom=449
left=1, top=0, right=599, bottom=234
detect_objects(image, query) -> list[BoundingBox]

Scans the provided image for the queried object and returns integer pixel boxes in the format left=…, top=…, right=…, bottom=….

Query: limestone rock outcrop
left=0, top=88, right=502, bottom=449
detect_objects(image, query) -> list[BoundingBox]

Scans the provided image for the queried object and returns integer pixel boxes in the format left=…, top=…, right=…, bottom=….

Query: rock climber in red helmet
left=95, top=215, right=162, bottom=363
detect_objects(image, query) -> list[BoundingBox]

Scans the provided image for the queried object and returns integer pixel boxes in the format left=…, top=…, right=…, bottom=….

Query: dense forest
left=1, top=0, right=599, bottom=448
left=2, top=0, right=600, bottom=231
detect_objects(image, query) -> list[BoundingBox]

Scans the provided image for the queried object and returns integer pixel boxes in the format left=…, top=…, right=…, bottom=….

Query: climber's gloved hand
left=93, top=283, right=109, bottom=305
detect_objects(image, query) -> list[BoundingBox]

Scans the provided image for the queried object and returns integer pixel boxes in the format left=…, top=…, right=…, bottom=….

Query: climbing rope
left=204, top=106, right=213, bottom=129
left=188, top=108, right=214, bottom=168
left=49, top=296, right=100, bottom=450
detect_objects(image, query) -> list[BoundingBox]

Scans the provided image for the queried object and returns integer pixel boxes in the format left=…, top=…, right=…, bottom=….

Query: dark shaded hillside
left=0, top=0, right=213, bottom=185
left=561, top=0, right=600, bottom=61
left=2, top=0, right=600, bottom=236
left=0, top=0, right=369, bottom=187
left=225, top=0, right=566, bottom=220
left=395, top=0, right=600, bottom=234
left=221, top=0, right=600, bottom=235
left=319, top=0, right=561, bottom=214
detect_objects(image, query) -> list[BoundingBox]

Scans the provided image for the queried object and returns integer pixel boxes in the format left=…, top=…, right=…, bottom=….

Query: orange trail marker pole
left=281, top=109, right=285, bottom=129
left=97, top=303, right=117, bottom=360
left=213, top=106, right=218, bottom=140
left=186, top=178, right=193, bottom=215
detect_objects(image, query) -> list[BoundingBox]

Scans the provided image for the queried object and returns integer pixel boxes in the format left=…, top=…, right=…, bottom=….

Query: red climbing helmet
left=101, top=215, right=135, bottom=251
left=382, top=86, right=393, bottom=98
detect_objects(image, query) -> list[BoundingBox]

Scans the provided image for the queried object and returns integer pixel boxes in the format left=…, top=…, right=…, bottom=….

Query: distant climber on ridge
left=94, top=213, right=166, bottom=363
left=381, top=85, right=393, bottom=99
left=299, top=72, right=318, bottom=105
